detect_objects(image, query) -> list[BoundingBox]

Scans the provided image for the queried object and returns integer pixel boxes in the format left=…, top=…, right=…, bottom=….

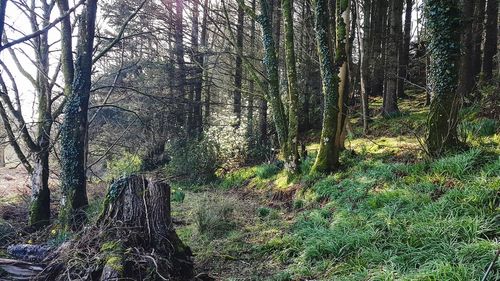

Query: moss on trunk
left=282, top=0, right=300, bottom=173
left=425, top=0, right=462, bottom=156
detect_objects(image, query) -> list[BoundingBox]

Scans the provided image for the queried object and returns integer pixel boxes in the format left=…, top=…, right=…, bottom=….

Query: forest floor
left=173, top=93, right=500, bottom=280
left=0, top=93, right=499, bottom=280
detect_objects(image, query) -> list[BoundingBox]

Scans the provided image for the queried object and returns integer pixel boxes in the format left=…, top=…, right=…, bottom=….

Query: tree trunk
left=200, top=0, right=210, bottom=132
left=59, top=0, right=97, bottom=230
left=30, top=1, right=53, bottom=228
left=482, top=0, right=498, bottom=80
left=282, top=0, right=300, bottom=173
left=398, top=0, right=413, bottom=99
left=29, top=150, right=50, bottom=228
left=357, top=0, right=370, bottom=133
left=335, top=0, right=351, bottom=151
left=425, top=0, right=461, bottom=156
left=247, top=0, right=257, bottom=150
left=457, top=0, right=475, bottom=100
left=311, top=0, right=350, bottom=174
left=0, top=145, right=4, bottom=167
left=369, top=0, right=387, bottom=97
left=233, top=4, right=244, bottom=128
left=472, top=0, right=486, bottom=79
left=191, top=0, right=203, bottom=137
left=174, top=0, right=187, bottom=131
left=382, top=0, right=401, bottom=117
left=258, top=97, right=268, bottom=147
left=41, top=175, right=193, bottom=280
left=257, top=0, right=288, bottom=157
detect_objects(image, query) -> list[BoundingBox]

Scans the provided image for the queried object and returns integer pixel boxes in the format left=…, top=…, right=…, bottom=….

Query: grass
left=171, top=92, right=499, bottom=280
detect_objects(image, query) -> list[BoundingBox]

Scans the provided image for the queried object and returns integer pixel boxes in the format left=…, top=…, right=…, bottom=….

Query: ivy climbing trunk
left=311, top=0, right=350, bottom=174
left=335, top=0, right=350, bottom=152
left=59, top=0, right=97, bottom=229
left=425, top=0, right=461, bottom=156
left=282, top=0, right=300, bottom=173
left=257, top=0, right=288, bottom=158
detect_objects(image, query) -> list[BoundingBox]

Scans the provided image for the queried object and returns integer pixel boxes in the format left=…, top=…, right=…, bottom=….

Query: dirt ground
left=0, top=166, right=30, bottom=201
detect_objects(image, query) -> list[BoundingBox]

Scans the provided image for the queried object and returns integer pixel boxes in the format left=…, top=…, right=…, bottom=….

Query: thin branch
left=92, top=0, right=147, bottom=63
left=0, top=0, right=85, bottom=52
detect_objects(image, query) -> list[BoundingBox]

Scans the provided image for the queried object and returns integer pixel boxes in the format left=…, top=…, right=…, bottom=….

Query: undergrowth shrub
left=219, top=167, right=255, bottom=189
left=255, top=162, right=282, bottom=179
left=194, top=194, right=236, bottom=238
left=0, top=220, right=15, bottom=246
left=105, top=152, right=142, bottom=181
left=166, top=138, right=221, bottom=184
left=431, top=149, right=482, bottom=178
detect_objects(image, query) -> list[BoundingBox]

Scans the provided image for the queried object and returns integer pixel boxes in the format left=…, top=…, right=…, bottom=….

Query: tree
left=425, top=0, right=461, bottom=156
left=58, top=0, right=98, bottom=229
left=382, top=0, right=402, bottom=117
left=282, top=0, right=300, bottom=172
left=0, top=0, right=68, bottom=228
left=457, top=0, right=475, bottom=99
left=397, top=0, right=413, bottom=99
left=256, top=0, right=289, bottom=158
left=482, top=0, right=498, bottom=80
left=369, top=0, right=387, bottom=97
left=471, top=0, right=485, bottom=79
left=233, top=4, right=245, bottom=128
left=311, top=0, right=350, bottom=173
left=357, top=0, right=371, bottom=133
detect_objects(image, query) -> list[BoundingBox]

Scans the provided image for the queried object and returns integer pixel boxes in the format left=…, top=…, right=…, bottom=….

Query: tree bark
left=482, top=0, right=498, bottom=80
left=369, top=0, right=387, bottom=97
left=472, top=0, right=486, bottom=79
left=457, top=0, right=475, bottom=100
left=425, top=0, right=461, bottom=156
left=41, top=175, right=193, bottom=280
left=397, top=0, right=413, bottom=99
left=0, top=145, right=4, bottom=167
left=28, top=0, right=54, bottom=228
left=247, top=0, right=257, bottom=149
left=356, top=0, right=370, bottom=133
left=257, top=0, right=288, bottom=157
left=233, top=4, right=244, bottom=128
left=282, top=0, right=300, bottom=173
left=191, top=0, right=203, bottom=137
left=174, top=0, right=187, bottom=131
left=382, top=0, right=401, bottom=117
left=311, top=0, right=350, bottom=174
left=59, top=0, right=97, bottom=230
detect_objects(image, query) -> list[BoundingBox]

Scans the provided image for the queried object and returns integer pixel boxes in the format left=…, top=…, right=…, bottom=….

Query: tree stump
left=40, top=174, right=193, bottom=280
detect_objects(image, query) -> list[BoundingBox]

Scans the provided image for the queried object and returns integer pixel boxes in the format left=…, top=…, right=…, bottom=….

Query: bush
left=194, top=194, right=236, bottom=238
left=166, top=138, right=221, bottom=184
left=105, top=152, right=142, bottom=181
left=255, top=162, right=282, bottom=179
left=459, top=118, right=498, bottom=141
left=0, top=220, right=15, bottom=247
left=257, top=207, right=271, bottom=218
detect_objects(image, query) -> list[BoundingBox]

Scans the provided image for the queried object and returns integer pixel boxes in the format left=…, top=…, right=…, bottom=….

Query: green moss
left=105, top=255, right=124, bottom=272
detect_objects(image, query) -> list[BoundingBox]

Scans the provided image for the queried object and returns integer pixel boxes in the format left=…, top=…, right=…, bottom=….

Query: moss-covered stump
left=40, top=175, right=193, bottom=280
